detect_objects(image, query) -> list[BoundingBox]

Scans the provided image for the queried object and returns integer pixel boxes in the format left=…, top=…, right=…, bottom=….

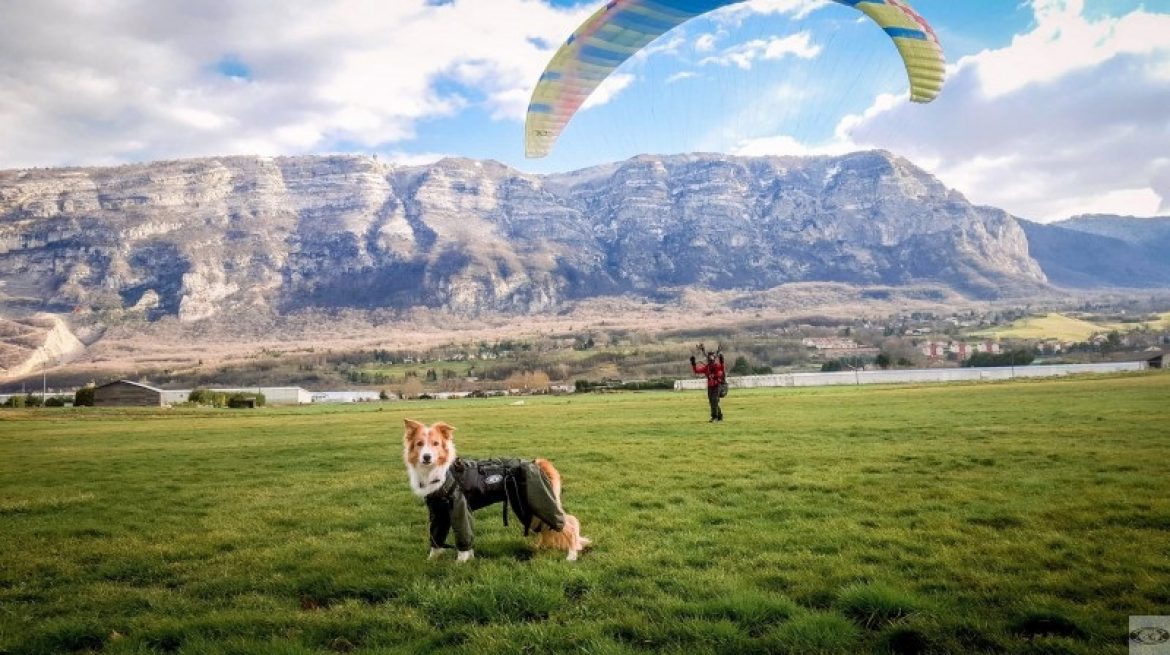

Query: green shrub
left=822, top=356, right=871, bottom=372
left=620, top=378, right=675, bottom=391
left=189, top=389, right=264, bottom=408
left=731, top=356, right=751, bottom=375
left=963, top=349, right=1035, bottom=368
left=74, top=387, right=95, bottom=406
left=227, top=393, right=265, bottom=409
left=576, top=378, right=674, bottom=392
left=188, top=388, right=216, bottom=405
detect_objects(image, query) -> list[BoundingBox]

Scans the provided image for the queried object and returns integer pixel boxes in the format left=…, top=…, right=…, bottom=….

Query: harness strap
left=503, top=471, right=528, bottom=534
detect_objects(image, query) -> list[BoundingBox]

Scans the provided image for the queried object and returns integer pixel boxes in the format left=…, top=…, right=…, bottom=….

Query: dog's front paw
left=456, top=549, right=475, bottom=563
left=427, top=547, right=445, bottom=560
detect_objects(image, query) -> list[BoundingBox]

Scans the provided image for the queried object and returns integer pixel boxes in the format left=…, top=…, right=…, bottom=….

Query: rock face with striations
left=0, top=151, right=1047, bottom=321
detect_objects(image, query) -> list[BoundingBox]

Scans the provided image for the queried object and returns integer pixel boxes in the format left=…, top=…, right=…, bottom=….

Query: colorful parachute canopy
left=525, top=0, right=945, bottom=158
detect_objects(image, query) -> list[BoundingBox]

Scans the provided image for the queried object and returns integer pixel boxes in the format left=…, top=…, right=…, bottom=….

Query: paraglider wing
left=526, top=0, right=741, bottom=159
left=842, top=0, right=946, bottom=103
left=524, top=0, right=946, bottom=159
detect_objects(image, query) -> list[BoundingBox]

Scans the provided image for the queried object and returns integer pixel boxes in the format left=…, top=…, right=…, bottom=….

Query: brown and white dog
left=403, top=419, right=591, bottom=562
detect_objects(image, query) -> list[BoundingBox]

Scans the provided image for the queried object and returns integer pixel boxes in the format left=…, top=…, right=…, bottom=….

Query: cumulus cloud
left=735, top=133, right=851, bottom=158
left=669, top=0, right=826, bottom=89
left=0, top=0, right=589, bottom=168
left=381, top=150, right=450, bottom=167
left=712, top=0, right=827, bottom=24
left=666, top=71, right=699, bottom=85
left=700, top=33, right=821, bottom=70
left=582, top=73, right=637, bottom=110
left=635, top=33, right=689, bottom=61
left=737, top=0, right=1170, bottom=221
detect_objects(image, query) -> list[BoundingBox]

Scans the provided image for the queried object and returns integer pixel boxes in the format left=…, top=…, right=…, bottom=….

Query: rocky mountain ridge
left=0, top=151, right=1048, bottom=327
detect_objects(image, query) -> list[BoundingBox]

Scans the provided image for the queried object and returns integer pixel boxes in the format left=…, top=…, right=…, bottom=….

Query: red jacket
left=692, top=358, right=726, bottom=389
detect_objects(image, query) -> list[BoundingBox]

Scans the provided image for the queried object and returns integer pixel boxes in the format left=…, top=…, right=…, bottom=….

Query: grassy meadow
left=971, top=311, right=1170, bottom=341
left=2, top=374, right=1169, bottom=654
left=970, top=313, right=1125, bottom=341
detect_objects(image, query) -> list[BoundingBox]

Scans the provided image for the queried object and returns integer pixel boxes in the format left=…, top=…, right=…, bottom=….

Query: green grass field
left=2, top=374, right=1169, bottom=654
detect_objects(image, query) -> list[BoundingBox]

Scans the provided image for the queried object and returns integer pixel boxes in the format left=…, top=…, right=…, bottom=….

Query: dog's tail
left=534, top=458, right=562, bottom=508
left=532, top=459, right=592, bottom=558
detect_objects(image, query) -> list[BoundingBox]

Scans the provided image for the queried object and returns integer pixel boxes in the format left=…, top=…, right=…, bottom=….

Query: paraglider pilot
left=690, top=344, right=726, bottom=422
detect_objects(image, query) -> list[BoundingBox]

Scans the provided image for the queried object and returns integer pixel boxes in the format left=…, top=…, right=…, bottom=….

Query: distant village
left=3, top=306, right=1167, bottom=408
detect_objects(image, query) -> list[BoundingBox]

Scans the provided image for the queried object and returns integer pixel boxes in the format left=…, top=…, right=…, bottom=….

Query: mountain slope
left=1020, top=217, right=1170, bottom=289
left=0, top=151, right=1048, bottom=324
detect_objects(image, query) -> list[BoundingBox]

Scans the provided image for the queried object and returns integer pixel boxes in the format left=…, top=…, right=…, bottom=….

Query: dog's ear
left=404, top=419, right=425, bottom=442
left=431, top=422, right=455, bottom=440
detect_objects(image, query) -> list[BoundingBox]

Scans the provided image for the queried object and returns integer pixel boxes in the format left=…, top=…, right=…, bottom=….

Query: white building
left=311, top=391, right=381, bottom=403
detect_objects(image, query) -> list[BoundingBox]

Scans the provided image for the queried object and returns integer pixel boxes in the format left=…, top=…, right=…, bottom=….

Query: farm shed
left=1109, top=350, right=1165, bottom=370
left=93, top=380, right=165, bottom=407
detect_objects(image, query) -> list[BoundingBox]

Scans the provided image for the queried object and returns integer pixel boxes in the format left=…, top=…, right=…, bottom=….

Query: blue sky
left=1, top=0, right=1168, bottom=221
left=425, top=0, right=1040, bottom=166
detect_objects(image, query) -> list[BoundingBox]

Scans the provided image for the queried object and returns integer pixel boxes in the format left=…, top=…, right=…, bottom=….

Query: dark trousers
left=707, top=386, right=723, bottom=420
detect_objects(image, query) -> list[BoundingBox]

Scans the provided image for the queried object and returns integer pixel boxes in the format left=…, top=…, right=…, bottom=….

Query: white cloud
left=666, top=71, right=699, bottom=85
left=712, top=0, right=827, bottom=24
left=0, top=0, right=590, bottom=168
left=381, top=150, right=449, bottom=167
left=750, top=0, right=1170, bottom=222
left=701, top=33, right=820, bottom=70
left=634, top=33, right=688, bottom=61
left=1035, top=187, right=1164, bottom=220
left=582, top=73, right=637, bottom=110
left=974, top=0, right=1170, bottom=98
left=1155, top=160, right=1170, bottom=214
left=735, top=133, right=851, bottom=158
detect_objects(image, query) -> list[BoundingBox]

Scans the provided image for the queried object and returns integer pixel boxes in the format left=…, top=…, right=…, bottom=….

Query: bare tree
left=401, top=377, right=424, bottom=399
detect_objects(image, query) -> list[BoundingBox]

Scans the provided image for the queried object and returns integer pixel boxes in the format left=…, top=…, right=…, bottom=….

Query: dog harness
left=424, top=457, right=566, bottom=551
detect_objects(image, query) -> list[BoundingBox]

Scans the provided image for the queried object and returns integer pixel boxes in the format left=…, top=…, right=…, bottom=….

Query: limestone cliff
left=0, top=151, right=1049, bottom=325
